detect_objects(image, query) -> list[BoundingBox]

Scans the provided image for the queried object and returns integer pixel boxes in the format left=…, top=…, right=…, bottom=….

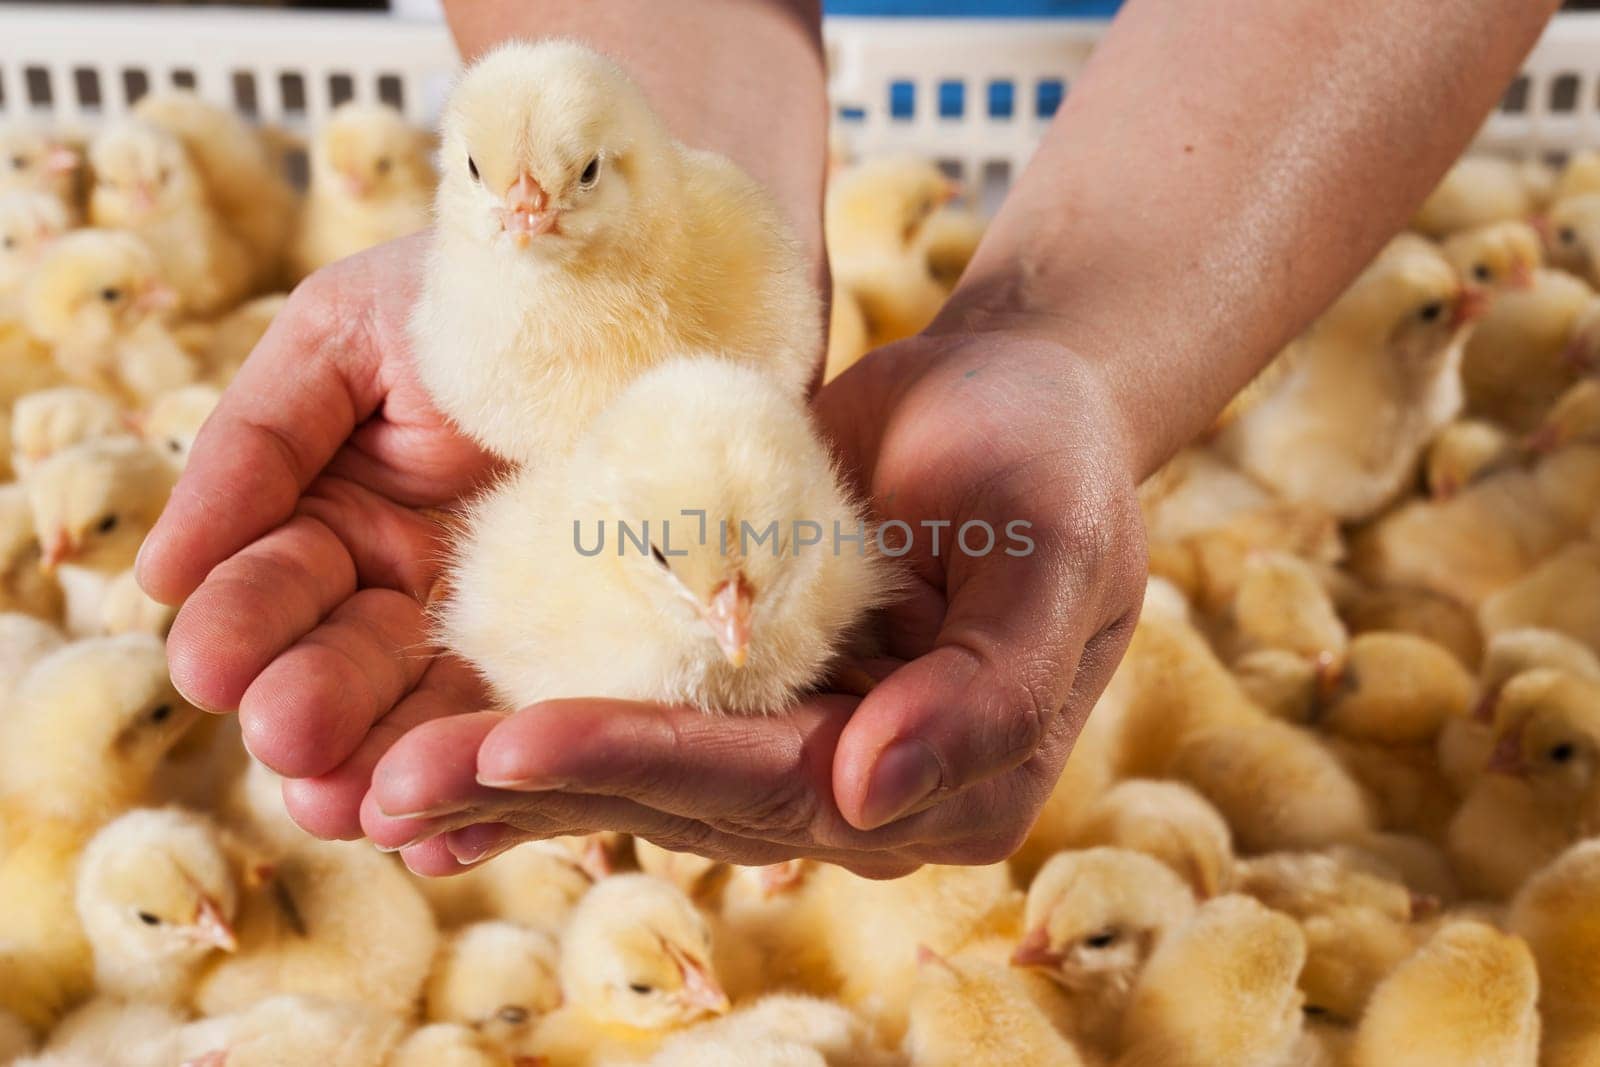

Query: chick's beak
left=44, top=146, right=80, bottom=174
left=1010, top=927, right=1065, bottom=970
left=339, top=170, right=373, bottom=199
left=670, top=947, right=730, bottom=1016
left=40, top=529, right=75, bottom=572
left=133, top=281, right=178, bottom=315
left=499, top=172, right=559, bottom=246
left=1508, top=260, right=1536, bottom=290
left=1471, top=687, right=1502, bottom=725
left=704, top=574, right=754, bottom=668
left=189, top=896, right=237, bottom=952
left=1486, top=729, right=1528, bottom=776
left=756, top=860, right=807, bottom=898
left=1452, top=286, right=1489, bottom=329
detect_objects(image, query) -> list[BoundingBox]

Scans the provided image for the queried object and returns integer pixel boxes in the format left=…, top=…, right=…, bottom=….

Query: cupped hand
left=138, top=234, right=500, bottom=831
left=356, top=324, right=1149, bottom=878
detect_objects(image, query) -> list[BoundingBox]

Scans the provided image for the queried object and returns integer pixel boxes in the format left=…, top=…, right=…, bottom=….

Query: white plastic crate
left=1, top=4, right=1598, bottom=198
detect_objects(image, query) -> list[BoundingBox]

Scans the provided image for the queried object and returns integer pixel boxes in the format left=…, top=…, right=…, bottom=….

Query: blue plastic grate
left=889, top=79, right=916, bottom=119
left=938, top=79, right=965, bottom=118
left=988, top=79, right=1014, bottom=119
left=1036, top=78, right=1064, bottom=117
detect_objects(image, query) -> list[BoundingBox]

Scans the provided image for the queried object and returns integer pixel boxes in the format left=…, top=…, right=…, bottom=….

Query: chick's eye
left=496, top=1005, right=529, bottom=1025
left=1472, top=263, right=1493, bottom=283
left=1303, top=1005, right=1329, bottom=1018
left=1560, top=227, right=1578, bottom=245
left=628, top=982, right=654, bottom=995
left=9, top=156, right=25, bottom=171
left=100, top=287, right=123, bottom=303
left=1417, top=301, right=1445, bottom=323
left=1, top=237, right=13, bottom=250
left=376, top=157, right=392, bottom=174
left=166, top=438, right=183, bottom=455
left=467, top=155, right=479, bottom=181
left=137, top=911, right=161, bottom=926
left=1084, top=930, right=1119, bottom=949
left=1550, top=742, right=1577, bottom=763
left=95, top=514, right=119, bottom=534
left=650, top=544, right=669, bottom=568
left=579, top=156, right=600, bottom=187
left=149, top=703, right=173, bottom=724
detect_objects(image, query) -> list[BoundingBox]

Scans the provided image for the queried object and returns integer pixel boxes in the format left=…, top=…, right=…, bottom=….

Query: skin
left=137, top=0, right=1557, bottom=877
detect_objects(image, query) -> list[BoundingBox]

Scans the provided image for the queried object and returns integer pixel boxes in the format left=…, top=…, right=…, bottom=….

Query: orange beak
left=578, top=836, right=613, bottom=882
left=1010, top=926, right=1065, bottom=970
left=499, top=171, right=559, bottom=246
left=756, top=860, right=807, bottom=898
left=1452, top=286, right=1489, bottom=330
left=133, top=281, right=178, bottom=315
left=1486, top=728, right=1527, bottom=776
left=339, top=171, right=373, bottom=199
left=188, top=895, right=237, bottom=952
left=1523, top=422, right=1562, bottom=456
left=44, top=145, right=80, bottom=174
left=703, top=574, right=754, bottom=668
left=1508, top=260, right=1536, bottom=290
left=40, top=529, right=75, bottom=572
left=666, top=944, right=730, bottom=1016
left=1471, top=687, right=1502, bottom=725
left=132, top=183, right=157, bottom=213
left=1311, top=652, right=1348, bottom=716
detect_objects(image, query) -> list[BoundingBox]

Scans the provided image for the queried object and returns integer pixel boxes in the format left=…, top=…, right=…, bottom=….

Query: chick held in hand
left=412, top=40, right=819, bottom=465
left=441, top=357, right=899, bottom=715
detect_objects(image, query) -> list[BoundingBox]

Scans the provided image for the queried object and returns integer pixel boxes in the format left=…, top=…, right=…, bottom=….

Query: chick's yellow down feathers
left=1413, top=155, right=1544, bottom=237
left=442, top=357, right=898, bottom=715
left=412, top=41, right=819, bottom=464
left=1510, top=839, right=1600, bottom=1055
left=904, top=949, right=1087, bottom=1067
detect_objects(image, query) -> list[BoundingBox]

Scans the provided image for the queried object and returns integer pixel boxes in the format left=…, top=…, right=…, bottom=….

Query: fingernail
left=374, top=841, right=402, bottom=854
left=447, top=826, right=516, bottom=866
left=859, top=739, right=943, bottom=830
left=476, top=773, right=565, bottom=792
left=374, top=801, right=464, bottom=820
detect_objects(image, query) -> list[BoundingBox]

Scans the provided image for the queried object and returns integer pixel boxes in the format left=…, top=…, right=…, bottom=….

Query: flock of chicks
left=0, top=30, right=1598, bottom=1067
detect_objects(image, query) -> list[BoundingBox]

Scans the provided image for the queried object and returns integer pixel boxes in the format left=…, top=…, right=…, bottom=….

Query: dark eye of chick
left=137, top=911, right=161, bottom=926
left=9, top=156, right=25, bottom=171
left=1417, top=301, right=1445, bottom=323
left=149, top=703, right=173, bottom=724
left=1560, top=227, right=1578, bottom=245
left=166, top=438, right=183, bottom=455
left=376, top=157, right=392, bottom=175
left=650, top=544, right=669, bottom=567
left=1472, top=263, right=1492, bottom=283
left=100, top=287, right=123, bottom=303
left=1550, top=742, right=1577, bottom=763
left=1303, top=1005, right=1329, bottom=1017
left=628, top=982, right=654, bottom=995
left=1, top=237, right=13, bottom=250
left=467, top=155, right=479, bottom=181
left=496, top=1005, right=529, bottom=1025
left=580, top=156, right=600, bottom=187
left=1084, top=930, right=1119, bottom=949
left=96, top=514, right=119, bottom=534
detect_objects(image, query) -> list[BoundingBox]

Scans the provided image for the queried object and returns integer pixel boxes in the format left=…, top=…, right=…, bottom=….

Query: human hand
left=137, top=234, right=501, bottom=834
left=356, top=325, right=1148, bottom=878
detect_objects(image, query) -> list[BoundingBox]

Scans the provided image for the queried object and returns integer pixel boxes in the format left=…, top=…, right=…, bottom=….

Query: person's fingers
left=137, top=258, right=395, bottom=604
left=281, top=655, right=484, bottom=840
left=396, top=834, right=473, bottom=878
left=364, top=711, right=507, bottom=848
left=296, top=476, right=454, bottom=601
left=164, top=515, right=357, bottom=712
left=238, top=588, right=433, bottom=778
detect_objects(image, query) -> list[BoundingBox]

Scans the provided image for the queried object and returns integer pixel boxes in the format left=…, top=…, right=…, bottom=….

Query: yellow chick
left=391, top=1023, right=525, bottom=1067
left=22, top=229, right=197, bottom=402
left=1424, top=418, right=1517, bottom=500
left=825, top=157, right=956, bottom=349
left=1338, top=580, right=1485, bottom=669
left=1215, top=235, right=1480, bottom=520
left=0, top=122, right=82, bottom=215
left=413, top=838, right=598, bottom=936
left=10, top=387, right=125, bottom=476
left=822, top=283, right=870, bottom=385
left=73, top=807, right=243, bottom=1006
left=96, top=566, right=177, bottom=637
left=1348, top=921, right=1540, bottom=1067
left=290, top=102, right=434, bottom=279
left=1140, top=446, right=1278, bottom=547
left=1232, top=647, right=1325, bottom=724
left=1462, top=266, right=1599, bottom=431
left=1115, top=894, right=1306, bottom=1067
left=1233, top=851, right=1417, bottom=925
left=1298, top=906, right=1421, bottom=1026
left=0, top=611, right=64, bottom=707
left=1480, top=541, right=1600, bottom=654
left=1547, top=191, right=1600, bottom=288
left=424, top=921, right=562, bottom=1057
left=904, top=949, right=1088, bottom=1067
left=0, top=482, right=63, bottom=621
left=1316, top=632, right=1475, bottom=746
left=1010, top=847, right=1197, bottom=1055
left=634, top=839, right=727, bottom=903
left=1413, top=155, right=1543, bottom=238
left=24, top=435, right=176, bottom=635
left=648, top=993, right=894, bottom=1067
left=1068, top=780, right=1235, bottom=899
left=176, top=994, right=406, bottom=1067
left=1526, top=377, right=1600, bottom=455
left=138, top=382, right=220, bottom=469
left=193, top=838, right=439, bottom=1018
left=1441, top=219, right=1542, bottom=293
left=1225, top=550, right=1349, bottom=664
left=412, top=40, right=819, bottom=464
left=175, top=292, right=286, bottom=385
left=532, top=874, right=730, bottom=1067
left=1508, top=839, right=1600, bottom=1060
left=917, top=203, right=985, bottom=291
left=1556, top=149, right=1600, bottom=202
left=0, top=191, right=71, bottom=315
left=41, top=997, right=187, bottom=1067
left=442, top=357, right=898, bottom=715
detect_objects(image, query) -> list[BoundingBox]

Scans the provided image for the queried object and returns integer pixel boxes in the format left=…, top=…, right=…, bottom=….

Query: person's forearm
left=442, top=0, right=827, bottom=266
left=944, top=0, right=1559, bottom=479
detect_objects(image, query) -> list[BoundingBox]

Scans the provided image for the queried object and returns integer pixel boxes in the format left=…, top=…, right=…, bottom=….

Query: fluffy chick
left=138, top=382, right=219, bottom=468
left=390, top=1023, right=525, bottom=1067
left=826, top=156, right=956, bottom=349
left=1484, top=667, right=1600, bottom=828
left=10, top=387, right=125, bottom=476
left=904, top=949, right=1087, bottom=1067
left=1413, top=155, right=1543, bottom=237
left=412, top=41, right=818, bottom=464
left=0, top=122, right=82, bottom=215
left=442, top=357, right=897, bottom=715
left=22, top=229, right=196, bottom=402
left=290, top=102, right=434, bottom=278
left=1011, top=847, right=1196, bottom=1055
left=649, top=993, right=894, bottom=1067
left=1547, top=191, right=1600, bottom=287
left=0, top=482, right=63, bottom=621
left=1298, top=906, right=1421, bottom=1026
left=1441, top=219, right=1542, bottom=293
left=424, top=921, right=562, bottom=1057
left=1225, top=550, right=1349, bottom=664
left=1509, top=839, right=1600, bottom=1051
left=1115, top=894, right=1306, bottom=1067
left=533, top=874, right=729, bottom=1066
left=1068, top=780, right=1235, bottom=899
left=412, top=838, right=598, bottom=935
left=1461, top=266, right=1599, bottom=431
left=1349, top=921, right=1540, bottom=1067
left=0, top=611, right=64, bottom=707
left=822, top=283, right=870, bottom=385
left=1234, top=851, right=1417, bottom=926
left=1317, top=632, right=1475, bottom=746
left=634, top=839, right=727, bottom=903
left=1215, top=235, right=1479, bottom=520
left=1480, top=541, right=1600, bottom=654
left=1425, top=418, right=1517, bottom=499
left=917, top=203, right=985, bottom=290
left=1527, top=377, right=1600, bottom=456
left=0, top=191, right=71, bottom=314
left=176, top=994, right=406, bottom=1067
left=1557, top=149, right=1600, bottom=202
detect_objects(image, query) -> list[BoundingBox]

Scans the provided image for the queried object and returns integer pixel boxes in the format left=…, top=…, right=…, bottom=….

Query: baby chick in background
left=1216, top=235, right=1481, bottom=521
left=1461, top=266, right=1599, bottom=431
left=424, top=921, right=562, bottom=1058
left=0, top=191, right=70, bottom=316
left=1067, top=780, right=1235, bottom=899
left=22, top=230, right=196, bottom=403
left=1221, top=550, right=1349, bottom=665
left=917, top=203, right=986, bottom=291
left=904, top=949, right=1087, bottom=1067
left=0, top=123, right=82, bottom=217
left=647, top=992, right=893, bottom=1067
left=1526, top=377, right=1600, bottom=455
left=176, top=994, right=407, bottom=1067
left=0, top=611, right=63, bottom=707
left=1424, top=418, right=1517, bottom=499
left=1509, top=840, right=1600, bottom=1064
left=825, top=157, right=957, bottom=352
left=1115, top=894, right=1306, bottom=1067
left=1441, top=219, right=1542, bottom=294
left=442, top=357, right=898, bottom=715
left=533, top=874, right=729, bottom=1066
left=1297, top=905, right=1421, bottom=1027
left=24, top=436, right=177, bottom=635
left=10, top=387, right=124, bottom=476
left=1011, top=847, right=1197, bottom=1056
left=0, top=482, right=63, bottom=621
left=173, top=293, right=285, bottom=385
left=634, top=839, right=727, bottom=903
left=1546, top=192, right=1600, bottom=287
left=1349, top=921, right=1540, bottom=1067
left=1412, top=155, right=1546, bottom=238
left=390, top=1023, right=530, bottom=1067
left=412, top=40, right=819, bottom=465
left=1480, top=541, right=1600, bottom=654
left=412, top=838, right=599, bottom=935
left=138, top=383, right=220, bottom=469
left=290, top=102, right=435, bottom=279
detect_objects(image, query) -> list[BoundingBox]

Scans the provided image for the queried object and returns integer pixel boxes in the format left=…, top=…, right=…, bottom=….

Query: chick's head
left=87, top=119, right=199, bottom=227
left=425, top=921, right=561, bottom=1049
left=438, top=41, right=670, bottom=263
left=77, top=808, right=239, bottom=980
left=1332, top=235, right=1482, bottom=369
left=10, top=386, right=125, bottom=470
left=1013, top=847, right=1197, bottom=997
left=1442, top=220, right=1542, bottom=293
left=140, top=383, right=221, bottom=466
left=825, top=156, right=959, bottom=257
left=560, top=874, right=729, bottom=1029
left=22, top=229, right=175, bottom=348
left=1487, top=667, right=1600, bottom=803
left=314, top=101, right=434, bottom=204
left=0, top=634, right=199, bottom=817
left=0, top=122, right=80, bottom=200
left=1546, top=192, right=1600, bottom=283
left=0, top=191, right=70, bottom=293
left=25, top=435, right=175, bottom=573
